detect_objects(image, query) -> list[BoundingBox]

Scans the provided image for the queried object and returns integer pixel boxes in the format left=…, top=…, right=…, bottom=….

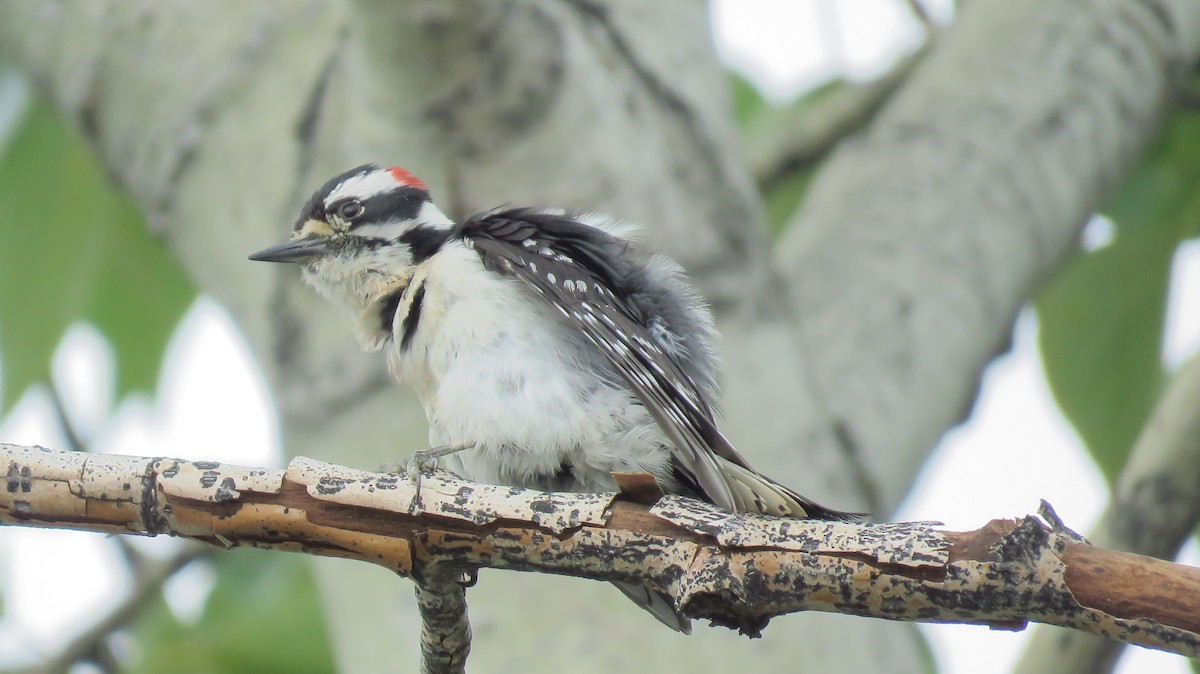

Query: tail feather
left=611, top=581, right=692, bottom=634
left=720, top=459, right=867, bottom=522
left=610, top=453, right=865, bottom=634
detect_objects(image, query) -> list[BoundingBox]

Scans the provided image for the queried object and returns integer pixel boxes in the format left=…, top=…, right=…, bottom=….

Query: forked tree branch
left=2, top=443, right=1198, bottom=674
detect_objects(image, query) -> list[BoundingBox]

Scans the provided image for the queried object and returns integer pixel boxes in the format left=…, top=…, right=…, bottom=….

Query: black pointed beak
left=249, top=237, right=329, bottom=263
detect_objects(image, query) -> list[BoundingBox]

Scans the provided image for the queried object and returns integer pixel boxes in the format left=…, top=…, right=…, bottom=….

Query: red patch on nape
left=388, top=166, right=429, bottom=192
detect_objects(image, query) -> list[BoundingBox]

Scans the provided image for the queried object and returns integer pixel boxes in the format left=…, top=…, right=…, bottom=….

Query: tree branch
left=746, top=47, right=928, bottom=190
left=414, top=574, right=471, bottom=674
left=774, top=0, right=1200, bottom=516
left=1016, top=352, right=1200, bottom=674
left=2, top=443, right=1198, bottom=663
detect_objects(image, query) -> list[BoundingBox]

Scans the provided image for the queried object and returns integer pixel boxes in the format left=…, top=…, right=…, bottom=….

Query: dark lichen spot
left=316, top=477, right=347, bottom=495
left=6, top=463, right=31, bottom=493
left=215, top=476, right=239, bottom=501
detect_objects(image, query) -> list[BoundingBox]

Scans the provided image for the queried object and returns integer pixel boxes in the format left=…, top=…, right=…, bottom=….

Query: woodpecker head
left=250, top=164, right=454, bottom=311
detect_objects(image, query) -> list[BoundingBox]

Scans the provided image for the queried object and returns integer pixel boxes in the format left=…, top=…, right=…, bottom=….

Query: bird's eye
left=337, top=200, right=365, bottom=220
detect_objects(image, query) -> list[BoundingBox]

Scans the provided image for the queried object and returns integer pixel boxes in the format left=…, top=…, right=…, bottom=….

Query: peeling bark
left=4, top=442, right=1198, bottom=667
left=2, top=1, right=1200, bottom=671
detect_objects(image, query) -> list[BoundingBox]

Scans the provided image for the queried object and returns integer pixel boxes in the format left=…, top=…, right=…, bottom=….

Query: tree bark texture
left=3, top=443, right=1198, bottom=667
left=1, top=0, right=1198, bottom=671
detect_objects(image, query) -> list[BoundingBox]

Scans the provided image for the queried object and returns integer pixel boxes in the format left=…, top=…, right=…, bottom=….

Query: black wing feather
left=457, top=209, right=741, bottom=511
left=457, top=209, right=866, bottom=523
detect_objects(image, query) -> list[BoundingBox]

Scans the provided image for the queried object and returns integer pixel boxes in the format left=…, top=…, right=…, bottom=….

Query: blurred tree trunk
left=1, top=0, right=1197, bottom=672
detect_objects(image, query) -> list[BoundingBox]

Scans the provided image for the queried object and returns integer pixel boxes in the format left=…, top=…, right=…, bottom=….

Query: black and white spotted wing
left=456, top=209, right=742, bottom=512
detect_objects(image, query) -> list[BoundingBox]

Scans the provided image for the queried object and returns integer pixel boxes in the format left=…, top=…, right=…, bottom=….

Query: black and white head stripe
left=293, top=164, right=435, bottom=234
left=294, top=164, right=375, bottom=231
left=455, top=209, right=747, bottom=512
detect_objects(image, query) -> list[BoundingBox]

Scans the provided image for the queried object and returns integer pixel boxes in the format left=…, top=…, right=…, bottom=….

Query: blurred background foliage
left=0, top=41, right=1198, bottom=674
left=1036, top=104, right=1200, bottom=482
left=734, top=64, right=1200, bottom=486
left=0, top=85, right=334, bottom=669
left=125, top=552, right=333, bottom=674
left=0, top=97, right=194, bottom=415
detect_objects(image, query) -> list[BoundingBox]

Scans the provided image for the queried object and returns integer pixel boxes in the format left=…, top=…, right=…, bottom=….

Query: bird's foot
left=379, top=444, right=473, bottom=515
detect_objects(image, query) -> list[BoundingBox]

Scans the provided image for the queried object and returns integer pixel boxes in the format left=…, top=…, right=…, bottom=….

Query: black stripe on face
left=399, top=226, right=452, bottom=263
left=354, top=186, right=428, bottom=228
left=400, top=281, right=427, bottom=352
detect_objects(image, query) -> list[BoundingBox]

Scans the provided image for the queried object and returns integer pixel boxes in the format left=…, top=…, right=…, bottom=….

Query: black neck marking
left=378, top=286, right=406, bottom=334
left=399, top=226, right=453, bottom=264
left=399, top=281, right=427, bottom=352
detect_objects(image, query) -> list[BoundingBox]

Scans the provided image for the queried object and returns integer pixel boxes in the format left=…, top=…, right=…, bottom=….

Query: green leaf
left=1037, top=227, right=1171, bottom=482
left=729, top=71, right=768, bottom=127
left=0, top=98, right=195, bottom=411
left=1036, top=107, right=1200, bottom=482
left=763, top=166, right=814, bottom=235
left=127, top=551, right=335, bottom=674
left=735, top=75, right=848, bottom=234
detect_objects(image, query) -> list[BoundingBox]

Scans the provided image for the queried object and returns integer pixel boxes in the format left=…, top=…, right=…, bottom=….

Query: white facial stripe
left=353, top=221, right=408, bottom=239
left=352, top=202, right=453, bottom=240
left=326, top=170, right=400, bottom=205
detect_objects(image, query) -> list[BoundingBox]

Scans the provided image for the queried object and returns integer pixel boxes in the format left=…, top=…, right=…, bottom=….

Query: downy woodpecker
left=250, top=164, right=862, bottom=632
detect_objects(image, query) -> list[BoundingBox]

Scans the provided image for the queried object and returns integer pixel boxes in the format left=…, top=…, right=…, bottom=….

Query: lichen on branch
left=2, top=442, right=1197, bottom=660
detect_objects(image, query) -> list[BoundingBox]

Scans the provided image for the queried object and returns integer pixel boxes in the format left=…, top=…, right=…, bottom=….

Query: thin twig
left=902, top=0, right=936, bottom=34
left=37, top=381, right=202, bottom=671
left=23, top=544, right=213, bottom=674
left=748, top=46, right=930, bottom=191
left=46, top=381, right=87, bottom=453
